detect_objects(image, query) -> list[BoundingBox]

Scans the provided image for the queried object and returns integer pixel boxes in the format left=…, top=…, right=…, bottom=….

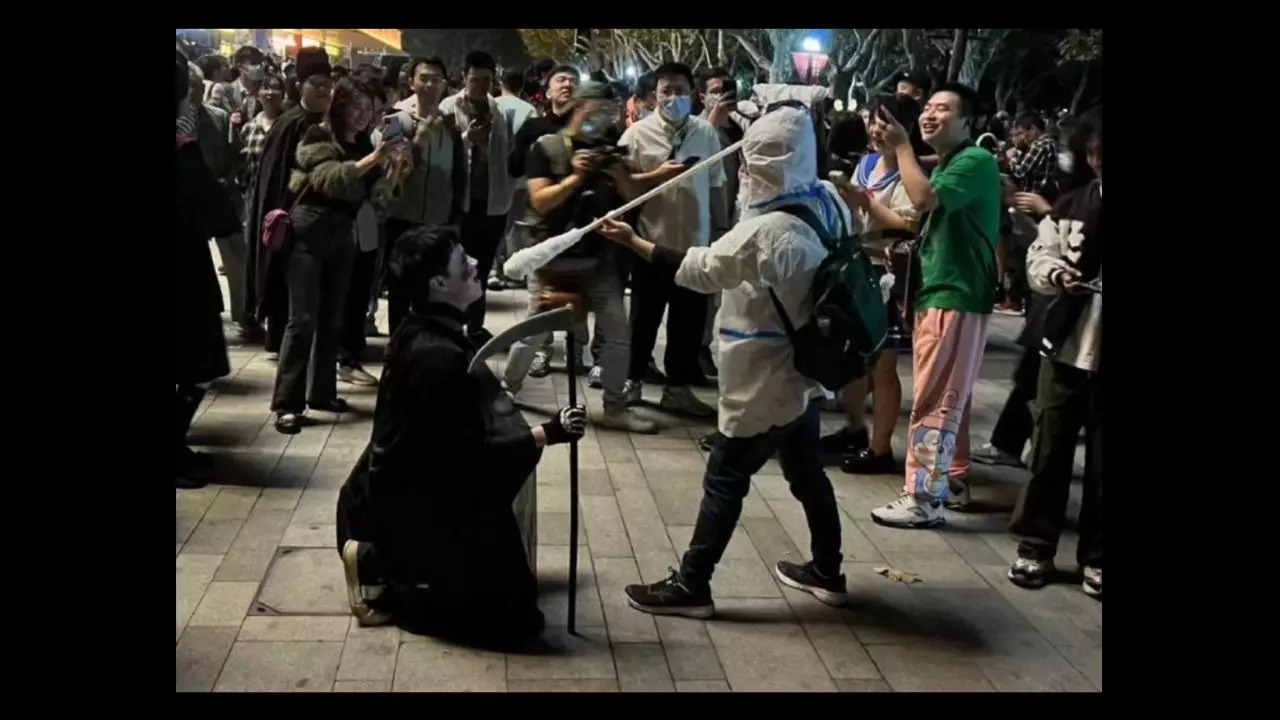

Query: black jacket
left=175, top=140, right=238, bottom=385
left=337, top=304, right=543, bottom=639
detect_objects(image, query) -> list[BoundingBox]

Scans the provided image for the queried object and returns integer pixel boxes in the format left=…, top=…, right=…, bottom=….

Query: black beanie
left=296, top=47, right=331, bottom=83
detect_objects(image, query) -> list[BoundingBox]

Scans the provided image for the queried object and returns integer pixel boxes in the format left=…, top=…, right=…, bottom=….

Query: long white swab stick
left=503, top=139, right=746, bottom=280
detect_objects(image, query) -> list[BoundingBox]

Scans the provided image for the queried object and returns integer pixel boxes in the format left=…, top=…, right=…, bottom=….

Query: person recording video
left=501, top=80, right=658, bottom=435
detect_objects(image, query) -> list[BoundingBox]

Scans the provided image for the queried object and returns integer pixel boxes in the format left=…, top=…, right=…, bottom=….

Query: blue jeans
left=679, top=401, right=843, bottom=588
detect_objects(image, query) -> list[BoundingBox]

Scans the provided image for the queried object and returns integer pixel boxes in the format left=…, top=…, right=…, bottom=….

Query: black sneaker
left=775, top=561, right=848, bottom=606
left=1007, top=558, right=1055, bottom=590
left=624, top=568, right=715, bottom=619
left=698, top=431, right=723, bottom=453
left=841, top=448, right=895, bottom=475
left=644, top=359, right=667, bottom=384
left=820, top=426, right=869, bottom=456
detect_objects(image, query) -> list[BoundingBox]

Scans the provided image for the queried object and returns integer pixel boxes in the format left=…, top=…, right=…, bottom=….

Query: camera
left=585, top=144, right=627, bottom=172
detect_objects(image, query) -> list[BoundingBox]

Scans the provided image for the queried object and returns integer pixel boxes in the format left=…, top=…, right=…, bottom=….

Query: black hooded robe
left=244, top=104, right=326, bottom=330
left=176, top=140, right=238, bottom=386
left=336, top=304, right=545, bottom=646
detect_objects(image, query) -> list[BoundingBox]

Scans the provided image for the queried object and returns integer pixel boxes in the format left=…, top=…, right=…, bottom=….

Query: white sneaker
left=1082, top=566, right=1102, bottom=600
left=587, top=365, right=604, bottom=389
left=659, top=386, right=716, bottom=418
left=622, top=380, right=643, bottom=406
left=870, top=494, right=945, bottom=529
left=528, top=351, right=551, bottom=379
left=1007, top=557, right=1055, bottom=589
left=597, top=406, right=658, bottom=434
left=971, top=442, right=1025, bottom=468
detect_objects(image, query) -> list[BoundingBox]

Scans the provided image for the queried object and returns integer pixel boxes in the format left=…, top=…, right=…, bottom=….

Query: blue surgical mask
left=659, top=95, right=692, bottom=123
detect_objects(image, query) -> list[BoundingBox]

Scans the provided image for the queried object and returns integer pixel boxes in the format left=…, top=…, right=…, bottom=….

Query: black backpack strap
left=767, top=203, right=832, bottom=341
left=775, top=204, right=832, bottom=248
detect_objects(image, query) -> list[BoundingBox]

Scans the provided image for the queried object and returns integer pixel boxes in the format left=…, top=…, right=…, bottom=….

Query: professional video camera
left=584, top=144, right=628, bottom=173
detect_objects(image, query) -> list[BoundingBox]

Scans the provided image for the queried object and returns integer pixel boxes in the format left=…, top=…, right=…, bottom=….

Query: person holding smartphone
left=1007, top=113, right=1102, bottom=599
left=825, top=93, right=922, bottom=475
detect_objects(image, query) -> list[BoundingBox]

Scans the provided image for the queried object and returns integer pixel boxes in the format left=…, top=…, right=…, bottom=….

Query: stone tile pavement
left=177, top=261, right=1100, bottom=692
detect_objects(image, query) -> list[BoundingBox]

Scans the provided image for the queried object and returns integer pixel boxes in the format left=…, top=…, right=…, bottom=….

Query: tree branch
left=724, top=29, right=771, bottom=72
left=842, top=28, right=882, bottom=72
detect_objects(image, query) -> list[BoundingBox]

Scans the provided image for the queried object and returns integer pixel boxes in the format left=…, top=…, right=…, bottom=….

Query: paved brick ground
left=176, top=259, right=1100, bottom=692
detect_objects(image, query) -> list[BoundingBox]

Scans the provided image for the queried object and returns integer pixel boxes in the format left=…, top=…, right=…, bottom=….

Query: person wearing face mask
left=598, top=106, right=858, bottom=618
left=625, top=72, right=658, bottom=128
left=246, top=47, right=336, bottom=359
left=617, top=63, right=730, bottom=418
left=502, top=80, right=657, bottom=435
left=336, top=226, right=586, bottom=644
left=225, top=46, right=266, bottom=121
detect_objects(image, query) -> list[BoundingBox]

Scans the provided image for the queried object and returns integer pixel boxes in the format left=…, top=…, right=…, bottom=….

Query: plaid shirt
left=1009, top=134, right=1057, bottom=191
left=239, top=112, right=273, bottom=190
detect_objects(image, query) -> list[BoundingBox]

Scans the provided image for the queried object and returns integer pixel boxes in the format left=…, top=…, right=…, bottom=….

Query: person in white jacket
left=597, top=105, right=858, bottom=618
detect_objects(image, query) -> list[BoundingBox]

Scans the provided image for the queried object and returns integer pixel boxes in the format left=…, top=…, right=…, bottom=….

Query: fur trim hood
left=295, top=124, right=344, bottom=170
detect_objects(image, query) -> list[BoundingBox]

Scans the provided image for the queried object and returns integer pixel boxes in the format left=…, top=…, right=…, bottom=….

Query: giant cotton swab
left=503, top=139, right=746, bottom=280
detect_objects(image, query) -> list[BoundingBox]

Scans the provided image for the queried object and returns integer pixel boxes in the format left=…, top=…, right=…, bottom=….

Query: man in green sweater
left=867, top=83, right=1001, bottom=529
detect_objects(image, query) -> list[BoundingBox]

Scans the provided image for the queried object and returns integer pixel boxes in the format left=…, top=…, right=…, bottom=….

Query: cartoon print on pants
left=910, top=425, right=956, bottom=499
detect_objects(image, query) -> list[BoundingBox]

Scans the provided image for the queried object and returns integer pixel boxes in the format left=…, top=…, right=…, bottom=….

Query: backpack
left=767, top=203, right=889, bottom=391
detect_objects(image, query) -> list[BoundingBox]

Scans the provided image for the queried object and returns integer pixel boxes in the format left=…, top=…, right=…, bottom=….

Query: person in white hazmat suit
left=596, top=105, right=860, bottom=618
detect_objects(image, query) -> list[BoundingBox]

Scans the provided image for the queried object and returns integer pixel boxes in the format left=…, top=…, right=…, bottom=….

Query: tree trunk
left=994, top=76, right=1011, bottom=113
left=946, top=28, right=968, bottom=82
left=1069, top=68, right=1089, bottom=114
left=717, top=30, right=725, bottom=67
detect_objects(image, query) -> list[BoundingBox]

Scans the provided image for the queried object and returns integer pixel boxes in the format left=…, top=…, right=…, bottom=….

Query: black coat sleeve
left=409, top=343, right=540, bottom=508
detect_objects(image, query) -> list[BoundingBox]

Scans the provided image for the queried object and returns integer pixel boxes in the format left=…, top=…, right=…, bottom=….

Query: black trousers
left=628, top=257, right=706, bottom=386
left=176, top=383, right=207, bottom=452
left=271, top=217, right=355, bottom=414
left=460, top=205, right=508, bottom=334
left=989, top=349, right=1041, bottom=456
left=338, top=248, right=378, bottom=367
left=680, top=401, right=842, bottom=589
left=1009, top=360, right=1102, bottom=568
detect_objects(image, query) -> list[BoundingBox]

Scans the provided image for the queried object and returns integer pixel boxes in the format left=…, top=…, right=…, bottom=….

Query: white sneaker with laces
left=871, top=494, right=945, bottom=529
left=587, top=365, right=604, bottom=389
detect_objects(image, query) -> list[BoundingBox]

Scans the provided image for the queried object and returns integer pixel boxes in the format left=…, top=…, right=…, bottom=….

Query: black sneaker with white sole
left=624, top=568, right=715, bottom=619
left=775, top=561, right=848, bottom=606
left=1007, top=557, right=1055, bottom=589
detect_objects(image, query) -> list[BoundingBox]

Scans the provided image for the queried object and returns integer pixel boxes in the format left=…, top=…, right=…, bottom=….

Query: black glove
left=541, top=405, right=587, bottom=446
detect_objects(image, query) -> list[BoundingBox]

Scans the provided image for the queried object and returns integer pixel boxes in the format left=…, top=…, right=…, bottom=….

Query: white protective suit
left=674, top=106, right=859, bottom=438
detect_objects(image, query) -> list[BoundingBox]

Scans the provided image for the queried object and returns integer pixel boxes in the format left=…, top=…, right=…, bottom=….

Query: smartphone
left=681, top=156, right=701, bottom=168
left=382, top=115, right=404, bottom=140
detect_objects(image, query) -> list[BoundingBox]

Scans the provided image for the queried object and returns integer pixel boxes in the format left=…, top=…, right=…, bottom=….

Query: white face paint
left=1057, top=151, right=1074, bottom=174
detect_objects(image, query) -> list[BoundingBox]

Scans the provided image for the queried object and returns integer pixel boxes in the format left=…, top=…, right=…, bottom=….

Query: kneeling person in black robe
left=336, top=225, right=586, bottom=646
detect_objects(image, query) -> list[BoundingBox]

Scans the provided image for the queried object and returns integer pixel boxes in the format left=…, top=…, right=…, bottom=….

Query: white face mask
left=659, top=95, right=692, bottom=123
left=1057, top=151, right=1074, bottom=174
left=704, top=93, right=722, bottom=110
